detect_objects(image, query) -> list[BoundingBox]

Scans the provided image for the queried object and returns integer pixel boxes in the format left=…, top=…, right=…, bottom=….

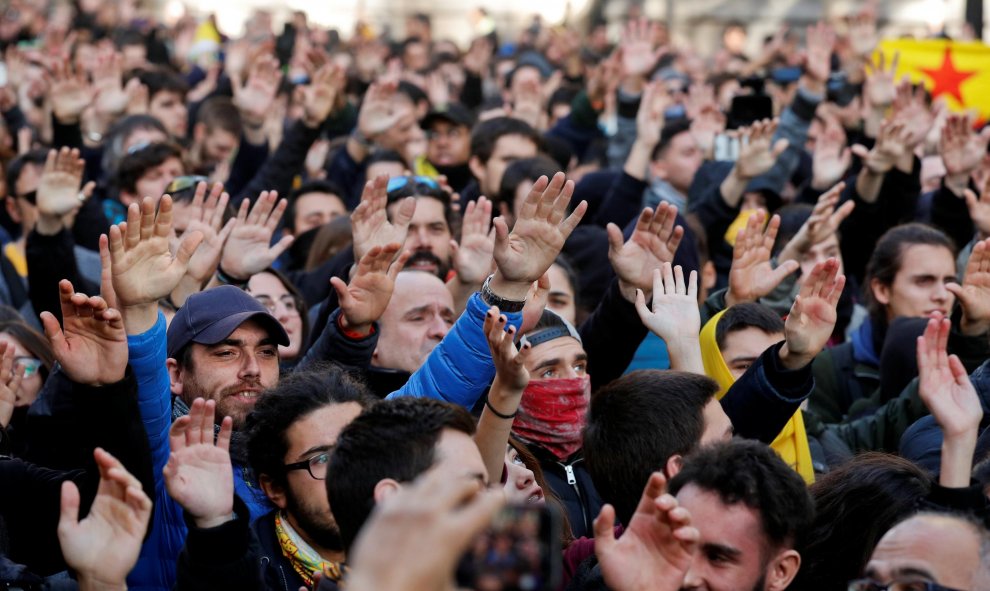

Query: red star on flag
left=919, top=47, right=978, bottom=105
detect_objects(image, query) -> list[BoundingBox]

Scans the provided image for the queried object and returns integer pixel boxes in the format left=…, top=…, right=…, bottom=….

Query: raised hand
left=179, top=182, right=235, bottom=285
left=620, top=18, right=666, bottom=79
left=917, top=315, right=982, bottom=439
left=811, top=118, right=852, bottom=190
left=863, top=50, right=898, bottom=110
left=946, top=238, right=990, bottom=336
left=351, top=175, right=417, bottom=261
left=635, top=264, right=703, bottom=374
left=778, top=182, right=854, bottom=264
left=49, top=60, right=95, bottom=124
left=450, top=197, right=496, bottom=287
left=485, top=306, right=531, bottom=393
left=725, top=211, right=799, bottom=307
left=941, top=113, right=990, bottom=179
left=635, top=82, right=670, bottom=148
left=40, top=279, right=127, bottom=387
left=301, top=63, right=343, bottom=129
left=232, top=54, right=282, bottom=129
left=346, top=467, right=504, bottom=591
left=608, top=204, right=684, bottom=302
left=0, top=343, right=22, bottom=428
left=58, top=448, right=152, bottom=589
left=91, top=50, right=128, bottom=120
left=164, top=398, right=235, bottom=529
left=330, top=243, right=411, bottom=336
left=802, top=22, right=835, bottom=92
left=492, top=172, right=587, bottom=299
left=595, top=472, right=699, bottom=591
left=780, top=258, right=845, bottom=369
left=734, top=119, right=789, bottom=180
left=35, top=147, right=93, bottom=226
left=891, top=81, right=932, bottom=151
left=108, top=196, right=204, bottom=334
left=851, top=117, right=913, bottom=175
left=357, top=80, right=414, bottom=141
left=964, top=176, right=990, bottom=238
left=218, top=191, right=294, bottom=281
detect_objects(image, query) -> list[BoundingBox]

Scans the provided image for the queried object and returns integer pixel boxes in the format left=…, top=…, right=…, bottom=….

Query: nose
left=516, top=466, right=535, bottom=490
left=408, top=227, right=430, bottom=251
left=681, top=555, right=704, bottom=590
left=428, top=315, right=450, bottom=340
left=240, top=351, right=262, bottom=380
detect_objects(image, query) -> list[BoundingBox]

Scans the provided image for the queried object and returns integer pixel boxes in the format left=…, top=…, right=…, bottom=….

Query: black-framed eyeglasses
left=848, top=578, right=964, bottom=591
left=284, top=451, right=330, bottom=480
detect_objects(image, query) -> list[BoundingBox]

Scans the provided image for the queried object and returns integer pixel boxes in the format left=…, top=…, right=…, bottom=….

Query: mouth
left=525, top=486, right=545, bottom=504
left=228, top=390, right=262, bottom=404
left=408, top=260, right=439, bottom=272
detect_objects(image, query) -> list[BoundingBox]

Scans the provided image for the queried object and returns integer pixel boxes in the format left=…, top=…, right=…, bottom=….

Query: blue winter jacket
left=388, top=292, right=522, bottom=408
left=126, top=314, right=272, bottom=591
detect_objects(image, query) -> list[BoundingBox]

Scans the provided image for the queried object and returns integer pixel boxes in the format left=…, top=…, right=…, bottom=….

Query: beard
left=405, top=250, right=450, bottom=280
left=285, top=487, right=345, bottom=553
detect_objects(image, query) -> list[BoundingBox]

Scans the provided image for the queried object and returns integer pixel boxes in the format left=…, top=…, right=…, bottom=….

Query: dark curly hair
left=243, top=364, right=374, bottom=488
left=668, top=439, right=813, bottom=549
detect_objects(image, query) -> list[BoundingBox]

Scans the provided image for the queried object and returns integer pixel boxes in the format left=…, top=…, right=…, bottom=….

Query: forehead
left=296, top=191, right=344, bottom=211
left=547, top=264, right=575, bottom=296
left=400, top=196, right=447, bottom=224
left=492, top=134, right=538, bottom=159
left=284, top=402, right=364, bottom=457
left=247, top=272, right=289, bottom=296
left=669, top=132, right=699, bottom=152
left=895, top=244, right=955, bottom=278
left=527, top=336, right=585, bottom=366
left=720, top=327, right=783, bottom=360
left=868, top=516, right=981, bottom=585
left=512, top=66, right=542, bottom=86
left=388, top=272, right=453, bottom=312
left=676, top=484, right=766, bottom=550
left=435, top=428, right=487, bottom=480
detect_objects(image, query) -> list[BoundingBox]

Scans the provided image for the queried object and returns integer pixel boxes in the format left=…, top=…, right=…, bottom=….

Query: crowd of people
left=0, top=0, right=988, bottom=589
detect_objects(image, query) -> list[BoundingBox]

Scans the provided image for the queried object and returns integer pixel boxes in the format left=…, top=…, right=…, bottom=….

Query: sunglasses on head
left=386, top=175, right=440, bottom=194
left=165, top=175, right=209, bottom=196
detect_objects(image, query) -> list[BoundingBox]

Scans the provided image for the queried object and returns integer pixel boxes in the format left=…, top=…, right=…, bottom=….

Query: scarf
left=274, top=511, right=344, bottom=586
left=699, top=310, right=815, bottom=484
left=513, top=375, right=591, bottom=461
left=645, top=178, right=687, bottom=212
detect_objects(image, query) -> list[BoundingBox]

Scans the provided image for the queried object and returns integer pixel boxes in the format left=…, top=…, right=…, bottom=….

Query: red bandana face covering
left=513, top=375, right=592, bottom=461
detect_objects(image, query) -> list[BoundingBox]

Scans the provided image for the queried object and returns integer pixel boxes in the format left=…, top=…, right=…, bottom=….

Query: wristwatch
left=480, top=274, right=526, bottom=313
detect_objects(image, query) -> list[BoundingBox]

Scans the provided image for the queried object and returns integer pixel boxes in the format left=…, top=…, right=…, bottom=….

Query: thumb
left=59, top=480, right=81, bottom=530
left=593, top=504, right=618, bottom=557
left=174, top=230, right=204, bottom=266
left=493, top=216, right=509, bottom=250
left=945, top=282, right=965, bottom=303
left=606, top=222, right=624, bottom=255
left=964, top=189, right=979, bottom=212
left=634, top=288, right=651, bottom=322
left=850, top=144, right=870, bottom=159
left=40, top=311, right=67, bottom=355
left=771, top=260, right=800, bottom=286
left=771, top=138, right=789, bottom=158
left=329, top=276, right=351, bottom=306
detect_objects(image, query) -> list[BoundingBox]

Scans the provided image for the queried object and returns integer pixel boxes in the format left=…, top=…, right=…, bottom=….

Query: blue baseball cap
left=166, top=285, right=289, bottom=359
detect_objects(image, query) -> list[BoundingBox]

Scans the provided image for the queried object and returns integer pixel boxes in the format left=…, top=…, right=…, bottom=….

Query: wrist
left=617, top=279, right=640, bottom=303
left=486, top=271, right=530, bottom=308
left=778, top=341, right=814, bottom=371
left=959, top=314, right=990, bottom=337
left=337, top=311, right=374, bottom=338
left=77, top=576, right=128, bottom=591
left=215, top=264, right=249, bottom=288
left=192, top=512, right=236, bottom=530
left=121, top=303, right=159, bottom=336
left=35, top=212, right=65, bottom=236
left=944, top=173, right=971, bottom=196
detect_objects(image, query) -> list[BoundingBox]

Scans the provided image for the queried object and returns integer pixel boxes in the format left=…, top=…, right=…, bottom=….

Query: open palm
left=608, top=204, right=684, bottom=298
left=351, top=176, right=416, bottom=261
left=164, top=399, right=234, bottom=526
left=917, top=316, right=983, bottom=437
left=947, top=238, right=990, bottom=335
left=220, top=191, right=294, bottom=280
left=332, top=244, right=410, bottom=329
left=783, top=259, right=844, bottom=359
left=726, top=212, right=798, bottom=306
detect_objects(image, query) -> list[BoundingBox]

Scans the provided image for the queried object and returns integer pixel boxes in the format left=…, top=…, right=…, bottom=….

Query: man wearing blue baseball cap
left=165, top=285, right=288, bottom=429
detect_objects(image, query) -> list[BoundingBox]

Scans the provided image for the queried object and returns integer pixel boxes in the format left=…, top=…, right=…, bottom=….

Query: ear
left=765, top=549, right=801, bottom=591
left=665, top=454, right=684, bottom=479
left=166, top=357, right=183, bottom=397
left=468, top=155, right=486, bottom=185
left=373, top=478, right=402, bottom=504
left=870, top=278, right=891, bottom=307
left=4, top=197, right=20, bottom=224
left=258, top=473, right=288, bottom=509
left=702, top=260, right=718, bottom=292
left=650, top=159, right=668, bottom=181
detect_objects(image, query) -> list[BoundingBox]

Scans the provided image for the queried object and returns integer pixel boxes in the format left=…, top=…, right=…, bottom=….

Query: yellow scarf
left=274, top=511, right=344, bottom=586
left=699, top=310, right=815, bottom=484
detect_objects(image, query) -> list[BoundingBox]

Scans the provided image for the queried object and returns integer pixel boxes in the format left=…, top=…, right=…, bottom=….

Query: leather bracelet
left=485, top=397, right=517, bottom=420
left=215, top=265, right=249, bottom=289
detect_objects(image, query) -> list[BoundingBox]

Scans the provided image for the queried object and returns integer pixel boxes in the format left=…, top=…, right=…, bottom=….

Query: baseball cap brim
left=174, top=311, right=289, bottom=357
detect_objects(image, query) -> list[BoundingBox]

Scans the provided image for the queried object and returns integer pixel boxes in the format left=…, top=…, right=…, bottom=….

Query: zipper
left=560, top=459, right=589, bottom=533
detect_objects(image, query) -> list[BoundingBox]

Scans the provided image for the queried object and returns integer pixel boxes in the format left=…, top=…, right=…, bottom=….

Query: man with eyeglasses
left=167, top=369, right=375, bottom=591
left=852, top=512, right=990, bottom=591
left=413, top=103, right=476, bottom=194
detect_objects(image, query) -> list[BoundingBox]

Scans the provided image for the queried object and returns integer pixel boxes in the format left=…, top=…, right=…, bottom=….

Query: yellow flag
left=877, top=39, right=990, bottom=120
